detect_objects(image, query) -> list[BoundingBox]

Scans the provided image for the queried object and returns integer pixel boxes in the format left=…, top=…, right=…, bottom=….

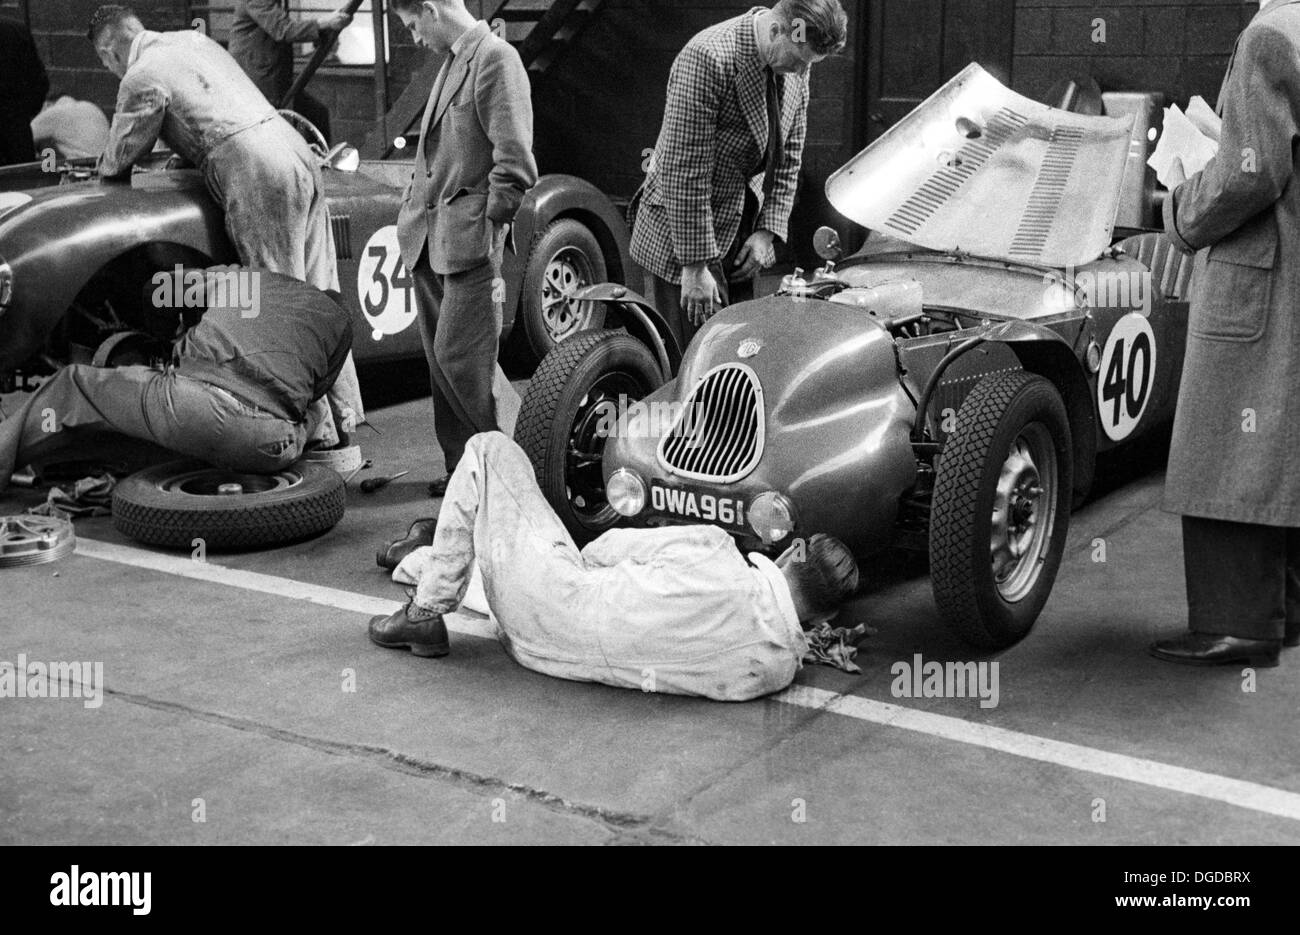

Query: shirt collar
left=450, top=19, right=487, bottom=58
left=126, top=29, right=154, bottom=69
left=748, top=552, right=802, bottom=636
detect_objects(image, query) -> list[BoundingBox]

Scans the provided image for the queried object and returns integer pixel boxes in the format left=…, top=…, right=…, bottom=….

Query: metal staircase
left=360, top=0, right=604, bottom=158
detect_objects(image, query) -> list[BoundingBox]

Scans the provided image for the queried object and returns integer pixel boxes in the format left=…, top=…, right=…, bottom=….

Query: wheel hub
left=989, top=425, right=1057, bottom=602
left=542, top=249, right=594, bottom=342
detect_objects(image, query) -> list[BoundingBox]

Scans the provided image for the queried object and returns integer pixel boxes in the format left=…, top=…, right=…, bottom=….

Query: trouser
left=411, top=255, right=509, bottom=473
left=1182, top=516, right=1300, bottom=641
left=643, top=190, right=758, bottom=344
left=204, top=117, right=364, bottom=446
left=392, top=432, right=797, bottom=699
left=0, top=364, right=305, bottom=491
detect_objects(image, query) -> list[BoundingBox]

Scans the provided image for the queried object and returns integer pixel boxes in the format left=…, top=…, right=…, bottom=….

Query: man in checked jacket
left=630, top=1, right=847, bottom=331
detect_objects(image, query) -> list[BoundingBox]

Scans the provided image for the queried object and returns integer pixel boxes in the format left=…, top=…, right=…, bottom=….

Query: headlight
left=0, top=258, right=12, bottom=310
left=749, top=491, right=797, bottom=543
left=607, top=469, right=647, bottom=517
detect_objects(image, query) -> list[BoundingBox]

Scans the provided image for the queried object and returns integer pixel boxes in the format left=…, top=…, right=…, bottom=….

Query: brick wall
left=1012, top=0, right=1258, bottom=106
left=19, top=0, right=190, bottom=114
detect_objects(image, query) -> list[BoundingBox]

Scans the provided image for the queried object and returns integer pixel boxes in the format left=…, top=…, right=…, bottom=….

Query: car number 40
left=1097, top=312, right=1157, bottom=442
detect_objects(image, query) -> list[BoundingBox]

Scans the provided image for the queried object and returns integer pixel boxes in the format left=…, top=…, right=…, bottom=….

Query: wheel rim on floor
left=157, top=467, right=304, bottom=497
left=541, top=247, right=597, bottom=343
left=989, top=422, right=1058, bottom=603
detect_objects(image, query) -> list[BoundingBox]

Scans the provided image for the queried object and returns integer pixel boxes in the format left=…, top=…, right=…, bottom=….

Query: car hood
left=827, top=63, right=1134, bottom=268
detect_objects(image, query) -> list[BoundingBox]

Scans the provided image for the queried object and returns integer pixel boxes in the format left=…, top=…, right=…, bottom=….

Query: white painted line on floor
left=74, top=538, right=498, bottom=640
left=76, top=537, right=1300, bottom=822
left=776, top=685, right=1300, bottom=822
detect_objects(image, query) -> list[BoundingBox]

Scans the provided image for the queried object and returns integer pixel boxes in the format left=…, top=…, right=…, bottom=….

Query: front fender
left=0, top=174, right=232, bottom=371
left=502, top=174, right=634, bottom=330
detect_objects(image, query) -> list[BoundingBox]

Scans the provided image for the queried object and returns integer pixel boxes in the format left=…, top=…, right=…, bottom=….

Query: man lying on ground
left=368, top=432, right=859, bottom=701
left=0, top=269, right=352, bottom=490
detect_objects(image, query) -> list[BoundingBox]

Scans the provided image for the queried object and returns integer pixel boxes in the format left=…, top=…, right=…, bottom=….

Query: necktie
left=762, top=67, right=783, bottom=204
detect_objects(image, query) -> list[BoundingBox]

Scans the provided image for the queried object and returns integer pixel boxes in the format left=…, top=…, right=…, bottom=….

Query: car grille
left=657, top=363, right=764, bottom=482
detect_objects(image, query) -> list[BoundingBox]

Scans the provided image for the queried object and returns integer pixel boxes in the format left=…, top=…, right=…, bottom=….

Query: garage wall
left=1013, top=0, right=1258, bottom=106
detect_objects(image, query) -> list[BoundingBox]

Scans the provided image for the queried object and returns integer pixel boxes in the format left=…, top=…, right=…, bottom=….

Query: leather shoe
left=1148, top=633, right=1280, bottom=668
left=427, top=475, right=450, bottom=498
left=368, top=604, right=450, bottom=657
left=376, top=517, right=437, bottom=570
left=1285, top=623, right=1299, bottom=649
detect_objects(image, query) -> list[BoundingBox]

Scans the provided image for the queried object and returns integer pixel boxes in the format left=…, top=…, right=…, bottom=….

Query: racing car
left=516, top=65, right=1193, bottom=649
left=0, top=113, right=634, bottom=393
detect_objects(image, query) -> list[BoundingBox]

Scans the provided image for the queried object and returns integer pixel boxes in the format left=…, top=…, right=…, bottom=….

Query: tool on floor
left=360, top=470, right=410, bottom=494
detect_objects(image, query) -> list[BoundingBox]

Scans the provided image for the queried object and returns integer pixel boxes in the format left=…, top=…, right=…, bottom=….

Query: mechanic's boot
left=376, top=517, right=438, bottom=571
left=368, top=604, right=450, bottom=658
left=1148, top=633, right=1280, bottom=668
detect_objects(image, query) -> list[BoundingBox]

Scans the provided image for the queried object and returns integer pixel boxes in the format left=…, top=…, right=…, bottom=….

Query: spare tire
left=112, top=460, right=345, bottom=550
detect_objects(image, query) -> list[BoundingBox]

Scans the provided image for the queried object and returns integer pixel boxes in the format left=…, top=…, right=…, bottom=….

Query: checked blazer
left=630, top=8, right=810, bottom=284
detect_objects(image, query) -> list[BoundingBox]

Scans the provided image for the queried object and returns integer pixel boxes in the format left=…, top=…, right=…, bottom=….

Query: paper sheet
left=1148, top=96, right=1221, bottom=189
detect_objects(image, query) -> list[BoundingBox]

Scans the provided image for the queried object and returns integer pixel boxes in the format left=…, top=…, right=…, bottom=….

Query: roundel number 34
left=1097, top=312, right=1157, bottom=443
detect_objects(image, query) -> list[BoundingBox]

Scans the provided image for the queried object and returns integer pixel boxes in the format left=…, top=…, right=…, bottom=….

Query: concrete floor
left=3, top=361, right=1299, bottom=846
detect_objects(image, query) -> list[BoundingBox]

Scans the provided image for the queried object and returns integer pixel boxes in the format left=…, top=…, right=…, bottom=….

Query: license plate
left=649, top=482, right=747, bottom=531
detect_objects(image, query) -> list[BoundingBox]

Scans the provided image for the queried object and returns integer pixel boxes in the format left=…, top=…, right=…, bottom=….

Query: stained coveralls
left=98, top=27, right=362, bottom=444
left=392, top=432, right=808, bottom=702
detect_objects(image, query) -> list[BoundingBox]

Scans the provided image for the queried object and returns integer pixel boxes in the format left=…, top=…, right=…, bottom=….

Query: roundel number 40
left=1097, top=312, right=1157, bottom=442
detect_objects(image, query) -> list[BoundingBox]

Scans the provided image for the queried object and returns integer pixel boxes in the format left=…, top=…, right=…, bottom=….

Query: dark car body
left=0, top=156, right=633, bottom=383
left=604, top=232, right=1189, bottom=555
left=597, top=64, right=1190, bottom=556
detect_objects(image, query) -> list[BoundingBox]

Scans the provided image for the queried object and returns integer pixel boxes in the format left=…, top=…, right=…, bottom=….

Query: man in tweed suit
left=631, top=1, right=847, bottom=331
left=392, top=0, right=537, bottom=495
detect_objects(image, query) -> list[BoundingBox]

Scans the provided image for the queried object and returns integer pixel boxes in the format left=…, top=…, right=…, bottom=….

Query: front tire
left=929, top=371, right=1073, bottom=649
left=515, top=330, right=663, bottom=544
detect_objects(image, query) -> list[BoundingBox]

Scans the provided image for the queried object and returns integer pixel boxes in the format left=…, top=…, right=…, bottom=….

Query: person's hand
left=681, top=262, right=723, bottom=326
left=322, top=8, right=353, bottom=33
left=491, top=222, right=511, bottom=270
left=732, top=229, right=776, bottom=281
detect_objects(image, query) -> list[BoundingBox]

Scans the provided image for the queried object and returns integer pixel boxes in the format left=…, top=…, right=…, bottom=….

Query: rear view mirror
left=813, top=226, right=843, bottom=262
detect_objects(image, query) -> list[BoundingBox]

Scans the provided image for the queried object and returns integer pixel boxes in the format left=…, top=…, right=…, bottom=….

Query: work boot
left=368, top=604, right=450, bottom=658
left=376, top=517, right=438, bottom=570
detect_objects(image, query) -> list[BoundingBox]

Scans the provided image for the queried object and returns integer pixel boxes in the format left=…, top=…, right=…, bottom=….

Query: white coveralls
left=393, top=432, right=809, bottom=702
left=99, top=28, right=363, bottom=444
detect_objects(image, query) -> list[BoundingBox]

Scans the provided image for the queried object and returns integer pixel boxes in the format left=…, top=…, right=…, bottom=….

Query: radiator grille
left=331, top=214, right=352, bottom=260
left=657, top=363, right=764, bottom=483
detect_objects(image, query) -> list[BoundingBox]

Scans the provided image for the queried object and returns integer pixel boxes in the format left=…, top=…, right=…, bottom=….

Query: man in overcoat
left=1151, top=0, right=1300, bottom=667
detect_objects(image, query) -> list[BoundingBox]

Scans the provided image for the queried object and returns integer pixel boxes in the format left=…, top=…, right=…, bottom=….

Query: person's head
left=761, top=0, right=848, bottom=74
left=776, top=533, right=859, bottom=626
left=88, top=5, right=144, bottom=78
left=391, top=0, right=474, bottom=53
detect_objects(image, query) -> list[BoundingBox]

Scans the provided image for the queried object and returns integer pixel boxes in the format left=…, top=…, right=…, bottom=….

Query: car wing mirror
left=325, top=143, right=360, bottom=172
left=814, top=226, right=843, bottom=262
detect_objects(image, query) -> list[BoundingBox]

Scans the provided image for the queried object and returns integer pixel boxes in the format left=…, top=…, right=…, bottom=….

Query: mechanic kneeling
left=369, top=432, right=859, bottom=702
left=0, top=270, right=352, bottom=490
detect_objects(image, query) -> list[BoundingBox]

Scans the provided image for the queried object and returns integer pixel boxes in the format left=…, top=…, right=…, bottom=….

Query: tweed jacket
left=397, top=21, right=538, bottom=276
left=630, top=8, right=809, bottom=283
